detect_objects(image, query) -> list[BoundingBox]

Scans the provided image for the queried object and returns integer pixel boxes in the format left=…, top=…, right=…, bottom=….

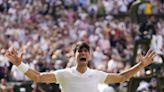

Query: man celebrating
left=5, top=41, right=156, bottom=92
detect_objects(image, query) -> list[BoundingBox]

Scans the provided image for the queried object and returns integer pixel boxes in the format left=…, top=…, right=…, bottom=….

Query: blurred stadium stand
left=0, top=0, right=164, bottom=92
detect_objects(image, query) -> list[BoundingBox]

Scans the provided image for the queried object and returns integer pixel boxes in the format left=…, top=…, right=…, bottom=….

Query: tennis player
left=5, top=41, right=156, bottom=92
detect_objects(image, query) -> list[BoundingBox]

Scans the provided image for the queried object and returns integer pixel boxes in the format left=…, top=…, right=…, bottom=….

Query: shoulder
left=53, top=68, right=73, bottom=75
left=89, top=69, right=108, bottom=83
left=89, top=69, right=107, bottom=75
left=54, top=68, right=71, bottom=72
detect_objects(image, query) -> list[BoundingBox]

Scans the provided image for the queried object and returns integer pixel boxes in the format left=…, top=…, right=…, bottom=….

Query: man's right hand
left=5, top=47, right=57, bottom=83
left=5, top=47, right=23, bottom=66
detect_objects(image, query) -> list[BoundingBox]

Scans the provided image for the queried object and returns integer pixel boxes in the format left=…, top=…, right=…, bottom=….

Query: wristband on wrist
left=17, top=63, right=29, bottom=73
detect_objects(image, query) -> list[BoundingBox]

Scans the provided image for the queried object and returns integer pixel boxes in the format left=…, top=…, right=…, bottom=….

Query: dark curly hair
left=73, top=41, right=90, bottom=54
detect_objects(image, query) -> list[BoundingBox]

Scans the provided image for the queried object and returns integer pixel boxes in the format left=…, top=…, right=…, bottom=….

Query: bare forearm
left=25, top=69, right=41, bottom=82
left=24, top=69, right=56, bottom=83
left=119, top=62, right=144, bottom=81
left=103, top=49, right=155, bottom=84
left=104, top=62, right=145, bottom=84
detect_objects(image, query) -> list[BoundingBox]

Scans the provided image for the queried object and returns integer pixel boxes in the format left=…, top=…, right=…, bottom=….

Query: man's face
left=75, top=48, right=90, bottom=66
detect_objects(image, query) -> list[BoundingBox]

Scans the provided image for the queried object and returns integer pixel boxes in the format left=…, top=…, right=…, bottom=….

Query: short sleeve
left=52, top=69, right=66, bottom=84
left=95, top=70, right=108, bottom=83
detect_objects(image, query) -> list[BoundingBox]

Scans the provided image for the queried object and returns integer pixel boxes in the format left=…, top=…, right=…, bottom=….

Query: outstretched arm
left=5, top=48, right=57, bottom=84
left=104, top=49, right=156, bottom=84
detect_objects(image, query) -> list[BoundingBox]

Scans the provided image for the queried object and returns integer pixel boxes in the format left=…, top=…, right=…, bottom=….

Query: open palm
left=137, top=49, right=156, bottom=67
left=5, top=47, right=23, bottom=66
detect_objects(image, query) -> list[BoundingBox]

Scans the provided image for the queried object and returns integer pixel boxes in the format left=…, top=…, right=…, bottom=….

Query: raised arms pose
left=5, top=42, right=156, bottom=92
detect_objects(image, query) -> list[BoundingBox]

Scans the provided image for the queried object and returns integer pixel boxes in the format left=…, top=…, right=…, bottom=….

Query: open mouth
left=80, top=57, right=86, bottom=61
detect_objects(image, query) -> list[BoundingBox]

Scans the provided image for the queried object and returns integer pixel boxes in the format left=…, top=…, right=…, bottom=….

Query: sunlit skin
left=5, top=44, right=156, bottom=84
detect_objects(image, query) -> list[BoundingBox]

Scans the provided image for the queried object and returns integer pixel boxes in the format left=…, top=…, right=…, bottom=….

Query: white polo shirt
left=53, top=67, right=108, bottom=92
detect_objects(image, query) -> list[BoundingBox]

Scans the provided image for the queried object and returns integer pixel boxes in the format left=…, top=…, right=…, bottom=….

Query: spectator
left=92, top=46, right=104, bottom=68
left=133, top=15, right=157, bottom=64
left=0, top=49, right=10, bottom=79
left=107, top=53, right=122, bottom=73
left=150, top=29, right=164, bottom=63
left=0, top=78, right=14, bottom=92
left=0, top=0, right=163, bottom=91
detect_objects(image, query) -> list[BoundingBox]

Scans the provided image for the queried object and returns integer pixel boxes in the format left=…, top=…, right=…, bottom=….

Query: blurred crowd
left=0, top=0, right=164, bottom=92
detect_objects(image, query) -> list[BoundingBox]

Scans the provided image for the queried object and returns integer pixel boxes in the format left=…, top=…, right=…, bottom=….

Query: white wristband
left=17, top=63, right=29, bottom=73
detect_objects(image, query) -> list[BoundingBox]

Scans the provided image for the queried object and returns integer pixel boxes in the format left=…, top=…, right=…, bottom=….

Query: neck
left=76, top=65, right=88, bottom=74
